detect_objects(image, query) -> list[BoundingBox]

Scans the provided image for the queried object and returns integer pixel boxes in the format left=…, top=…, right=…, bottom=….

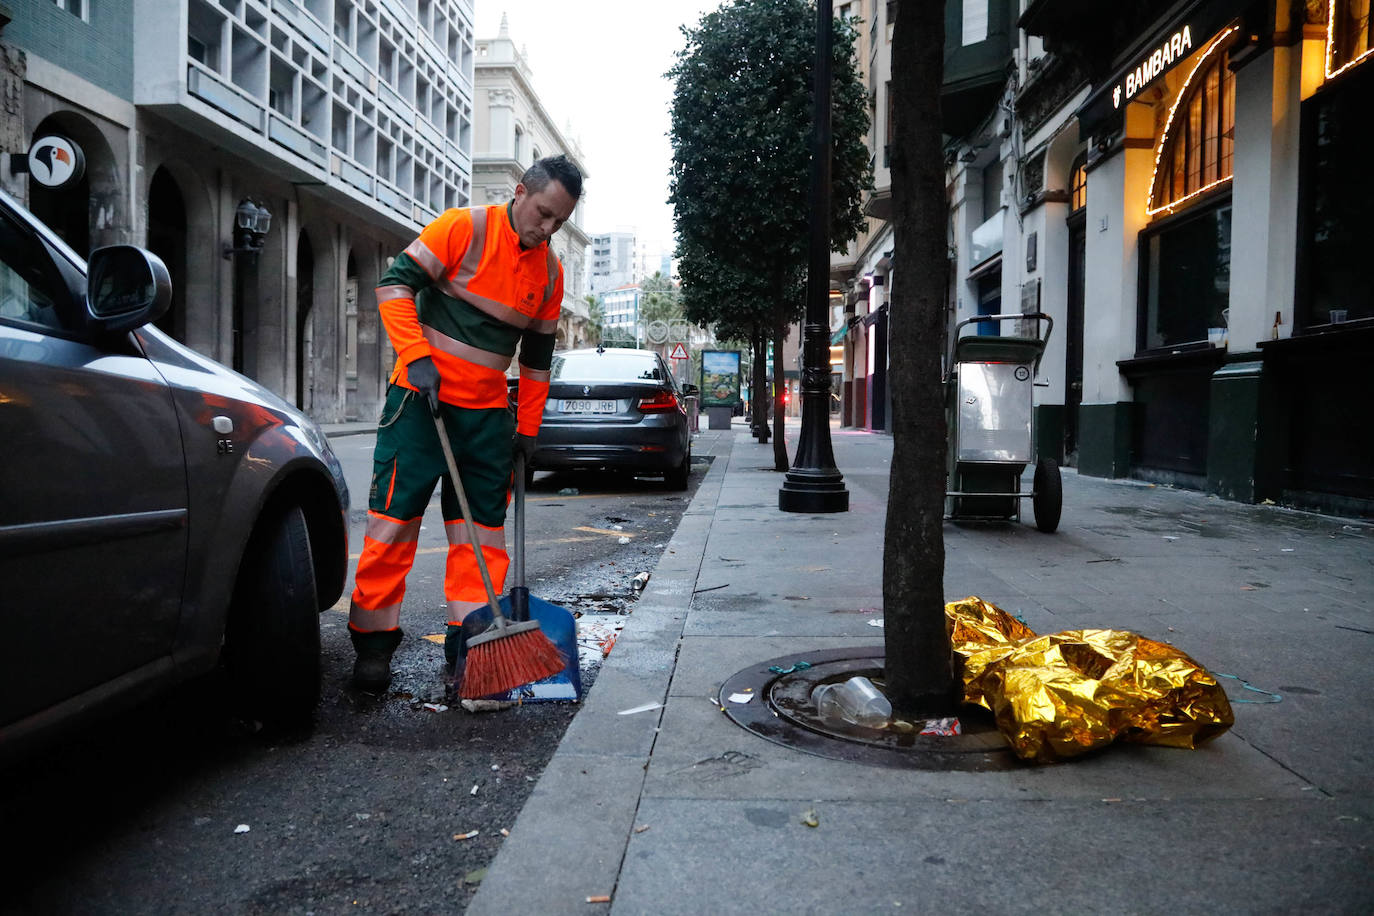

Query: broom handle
left=432, top=410, right=508, bottom=629
left=513, top=450, right=526, bottom=589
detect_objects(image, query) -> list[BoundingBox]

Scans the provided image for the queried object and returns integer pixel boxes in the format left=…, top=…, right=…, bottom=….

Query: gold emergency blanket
left=945, top=597, right=1233, bottom=763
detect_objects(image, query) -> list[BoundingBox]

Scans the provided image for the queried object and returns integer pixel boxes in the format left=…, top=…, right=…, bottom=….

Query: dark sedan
left=528, top=347, right=693, bottom=489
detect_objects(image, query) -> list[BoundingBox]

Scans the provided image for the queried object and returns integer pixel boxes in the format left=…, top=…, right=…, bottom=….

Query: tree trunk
left=751, top=327, right=770, bottom=443
left=771, top=321, right=789, bottom=471
left=882, top=0, right=954, bottom=716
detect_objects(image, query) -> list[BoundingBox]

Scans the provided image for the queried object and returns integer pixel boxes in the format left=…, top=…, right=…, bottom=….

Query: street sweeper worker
left=347, top=154, right=583, bottom=691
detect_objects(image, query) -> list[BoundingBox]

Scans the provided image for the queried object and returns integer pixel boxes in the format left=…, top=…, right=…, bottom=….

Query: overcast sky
left=472, top=1, right=724, bottom=261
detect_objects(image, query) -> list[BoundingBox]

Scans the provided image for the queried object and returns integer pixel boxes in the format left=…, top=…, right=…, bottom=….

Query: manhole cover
left=719, top=647, right=1018, bottom=771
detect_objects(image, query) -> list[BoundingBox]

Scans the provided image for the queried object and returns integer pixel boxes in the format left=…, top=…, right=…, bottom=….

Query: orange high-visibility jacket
left=375, top=203, right=562, bottom=435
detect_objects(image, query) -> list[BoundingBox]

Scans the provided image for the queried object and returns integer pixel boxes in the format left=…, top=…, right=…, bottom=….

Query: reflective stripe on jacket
left=376, top=203, right=561, bottom=435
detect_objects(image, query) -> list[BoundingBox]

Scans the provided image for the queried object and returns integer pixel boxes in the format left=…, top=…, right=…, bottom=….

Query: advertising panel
left=700, top=349, right=741, bottom=408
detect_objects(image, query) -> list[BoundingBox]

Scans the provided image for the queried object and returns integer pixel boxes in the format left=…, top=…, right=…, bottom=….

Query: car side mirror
left=86, top=245, right=172, bottom=335
left=682, top=384, right=699, bottom=396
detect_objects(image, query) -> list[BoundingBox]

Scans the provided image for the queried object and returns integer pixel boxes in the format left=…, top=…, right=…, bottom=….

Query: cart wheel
left=1033, top=458, right=1062, bottom=533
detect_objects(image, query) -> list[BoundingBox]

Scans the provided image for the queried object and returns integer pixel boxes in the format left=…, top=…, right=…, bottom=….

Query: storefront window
left=1141, top=200, right=1231, bottom=350
left=1328, top=0, right=1373, bottom=77
left=1149, top=45, right=1234, bottom=215
left=1138, top=31, right=1237, bottom=352
left=1298, top=59, right=1373, bottom=329
left=1069, top=154, right=1086, bottom=213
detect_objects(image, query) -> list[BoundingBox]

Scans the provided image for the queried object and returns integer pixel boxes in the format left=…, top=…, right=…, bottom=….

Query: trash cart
left=944, top=312, right=1061, bottom=533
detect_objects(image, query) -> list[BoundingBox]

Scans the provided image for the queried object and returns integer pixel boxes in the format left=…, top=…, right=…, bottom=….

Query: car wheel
left=224, top=503, right=320, bottom=730
left=665, top=446, right=690, bottom=491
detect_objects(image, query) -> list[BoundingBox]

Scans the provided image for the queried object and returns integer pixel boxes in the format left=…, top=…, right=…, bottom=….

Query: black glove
left=513, top=433, right=539, bottom=464
left=407, top=356, right=441, bottom=414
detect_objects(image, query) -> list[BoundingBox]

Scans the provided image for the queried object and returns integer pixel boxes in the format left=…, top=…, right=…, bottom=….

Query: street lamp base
left=778, top=470, right=849, bottom=513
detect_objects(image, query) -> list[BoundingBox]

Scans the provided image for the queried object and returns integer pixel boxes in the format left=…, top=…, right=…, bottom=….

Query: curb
left=465, top=430, right=735, bottom=914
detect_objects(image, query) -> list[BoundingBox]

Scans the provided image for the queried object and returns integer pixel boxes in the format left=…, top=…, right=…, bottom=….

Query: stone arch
left=295, top=214, right=345, bottom=420
left=146, top=168, right=188, bottom=343
left=28, top=110, right=124, bottom=254
left=348, top=239, right=385, bottom=421
left=139, top=150, right=221, bottom=359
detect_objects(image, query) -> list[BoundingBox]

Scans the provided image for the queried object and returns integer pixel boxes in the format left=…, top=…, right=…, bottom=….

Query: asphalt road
left=2, top=432, right=707, bottom=914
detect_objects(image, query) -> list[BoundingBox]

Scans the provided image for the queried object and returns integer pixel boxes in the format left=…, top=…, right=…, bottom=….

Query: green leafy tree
left=883, top=0, right=954, bottom=715
left=669, top=0, right=872, bottom=469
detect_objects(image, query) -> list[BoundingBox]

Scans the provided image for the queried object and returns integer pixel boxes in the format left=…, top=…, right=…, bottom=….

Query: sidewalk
left=467, top=420, right=1373, bottom=914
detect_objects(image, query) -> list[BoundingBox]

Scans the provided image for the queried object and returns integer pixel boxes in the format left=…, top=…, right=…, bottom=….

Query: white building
left=600, top=283, right=640, bottom=344
left=473, top=16, right=592, bottom=349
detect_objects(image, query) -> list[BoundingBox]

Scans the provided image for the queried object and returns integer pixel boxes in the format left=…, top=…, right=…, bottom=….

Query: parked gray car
left=0, top=190, right=349, bottom=760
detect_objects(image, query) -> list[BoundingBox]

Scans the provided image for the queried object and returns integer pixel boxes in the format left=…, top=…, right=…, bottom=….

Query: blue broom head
left=463, top=589, right=582, bottom=702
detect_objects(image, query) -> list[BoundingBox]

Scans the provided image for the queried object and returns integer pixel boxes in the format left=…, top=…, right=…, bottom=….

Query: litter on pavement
left=920, top=717, right=962, bottom=736
left=618, top=702, right=664, bottom=716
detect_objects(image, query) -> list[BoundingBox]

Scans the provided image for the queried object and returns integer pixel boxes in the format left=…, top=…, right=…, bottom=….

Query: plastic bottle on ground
left=811, top=676, right=892, bottom=727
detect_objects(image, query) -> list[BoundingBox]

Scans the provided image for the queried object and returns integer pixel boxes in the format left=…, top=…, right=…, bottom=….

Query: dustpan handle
left=433, top=410, right=507, bottom=628
left=513, top=450, right=526, bottom=590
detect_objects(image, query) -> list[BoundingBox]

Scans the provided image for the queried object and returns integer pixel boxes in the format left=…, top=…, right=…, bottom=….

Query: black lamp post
left=224, top=199, right=271, bottom=373
left=779, top=0, right=848, bottom=514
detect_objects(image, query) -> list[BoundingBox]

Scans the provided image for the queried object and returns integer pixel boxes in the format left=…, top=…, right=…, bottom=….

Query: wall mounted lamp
left=222, top=198, right=272, bottom=259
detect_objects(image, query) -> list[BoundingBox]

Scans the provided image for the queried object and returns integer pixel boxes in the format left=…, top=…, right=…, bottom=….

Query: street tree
left=669, top=0, right=871, bottom=469
left=883, top=0, right=955, bottom=714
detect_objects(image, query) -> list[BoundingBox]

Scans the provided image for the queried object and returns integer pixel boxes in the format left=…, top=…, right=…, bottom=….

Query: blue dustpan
left=461, top=453, right=582, bottom=702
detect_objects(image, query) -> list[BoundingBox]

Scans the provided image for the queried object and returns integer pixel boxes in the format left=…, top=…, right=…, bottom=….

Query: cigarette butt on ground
left=586, top=894, right=611, bottom=903
left=453, top=830, right=479, bottom=841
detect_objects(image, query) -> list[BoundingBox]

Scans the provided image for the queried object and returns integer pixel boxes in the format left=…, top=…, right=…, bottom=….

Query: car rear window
left=552, top=351, right=664, bottom=382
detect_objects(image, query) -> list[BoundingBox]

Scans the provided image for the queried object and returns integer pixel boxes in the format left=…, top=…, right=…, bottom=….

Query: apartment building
left=1, top=0, right=477, bottom=422
left=587, top=230, right=639, bottom=295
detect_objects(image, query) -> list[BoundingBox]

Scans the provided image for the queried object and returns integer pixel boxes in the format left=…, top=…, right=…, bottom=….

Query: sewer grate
left=719, top=647, right=1019, bottom=772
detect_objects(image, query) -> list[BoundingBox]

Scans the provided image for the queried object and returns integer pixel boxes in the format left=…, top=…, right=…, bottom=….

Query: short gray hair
left=521, top=155, right=583, bottom=200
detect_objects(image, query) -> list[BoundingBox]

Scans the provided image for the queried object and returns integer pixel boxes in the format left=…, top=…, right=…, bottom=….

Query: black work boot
left=350, top=627, right=403, bottom=691
left=443, top=624, right=465, bottom=700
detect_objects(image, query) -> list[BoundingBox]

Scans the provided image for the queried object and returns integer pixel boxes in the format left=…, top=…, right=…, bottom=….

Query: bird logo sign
left=28, top=136, right=86, bottom=190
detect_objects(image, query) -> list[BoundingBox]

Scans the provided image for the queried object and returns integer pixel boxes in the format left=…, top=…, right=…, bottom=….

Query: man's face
left=510, top=180, right=577, bottom=248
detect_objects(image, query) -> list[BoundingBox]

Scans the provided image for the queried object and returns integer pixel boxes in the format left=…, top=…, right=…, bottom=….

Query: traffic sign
left=669, top=343, right=689, bottom=361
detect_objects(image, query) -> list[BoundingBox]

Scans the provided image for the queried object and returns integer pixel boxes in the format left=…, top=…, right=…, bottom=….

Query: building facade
left=587, top=230, right=639, bottom=294
left=1010, top=0, right=1372, bottom=517
left=600, top=282, right=640, bottom=344
left=1, top=0, right=482, bottom=423
left=472, top=14, right=592, bottom=350
left=829, top=0, right=895, bottom=433
left=833, top=0, right=1372, bottom=518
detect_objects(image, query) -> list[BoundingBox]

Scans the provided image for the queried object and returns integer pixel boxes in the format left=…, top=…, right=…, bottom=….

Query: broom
left=431, top=408, right=565, bottom=699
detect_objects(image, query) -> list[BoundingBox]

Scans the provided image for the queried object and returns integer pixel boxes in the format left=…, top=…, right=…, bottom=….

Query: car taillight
left=638, top=390, right=679, bottom=412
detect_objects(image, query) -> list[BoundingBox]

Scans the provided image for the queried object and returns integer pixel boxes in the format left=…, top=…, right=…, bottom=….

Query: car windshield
left=552, top=351, right=664, bottom=382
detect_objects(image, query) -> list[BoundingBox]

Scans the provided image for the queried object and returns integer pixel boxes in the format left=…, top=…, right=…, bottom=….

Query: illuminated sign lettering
left=1112, top=25, right=1193, bottom=109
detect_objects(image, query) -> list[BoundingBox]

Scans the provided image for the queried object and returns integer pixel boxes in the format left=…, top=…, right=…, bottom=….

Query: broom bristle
left=459, top=627, right=566, bottom=699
